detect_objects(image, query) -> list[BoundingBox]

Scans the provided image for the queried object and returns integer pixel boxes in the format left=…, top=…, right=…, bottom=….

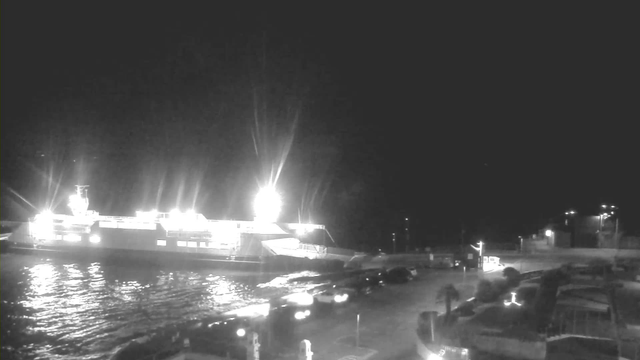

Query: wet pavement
left=276, top=268, right=493, bottom=360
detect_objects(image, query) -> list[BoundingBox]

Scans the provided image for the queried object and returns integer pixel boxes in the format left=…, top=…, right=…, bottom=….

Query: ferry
left=5, top=186, right=353, bottom=271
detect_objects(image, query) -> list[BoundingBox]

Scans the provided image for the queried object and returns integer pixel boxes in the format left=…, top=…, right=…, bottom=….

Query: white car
left=314, top=289, right=350, bottom=304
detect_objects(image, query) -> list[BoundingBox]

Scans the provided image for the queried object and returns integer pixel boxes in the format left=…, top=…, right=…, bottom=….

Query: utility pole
left=404, top=217, right=410, bottom=253
left=613, top=216, right=619, bottom=268
left=471, top=241, right=484, bottom=271
left=392, top=233, right=396, bottom=254
left=600, top=204, right=618, bottom=265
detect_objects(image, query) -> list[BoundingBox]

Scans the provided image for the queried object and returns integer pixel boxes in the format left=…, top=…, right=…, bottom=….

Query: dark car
left=384, top=266, right=414, bottom=283
left=342, top=277, right=374, bottom=295
left=363, top=270, right=386, bottom=287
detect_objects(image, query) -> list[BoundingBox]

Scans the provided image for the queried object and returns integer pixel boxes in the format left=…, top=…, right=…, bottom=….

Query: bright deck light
left=89, top=235, right=101, bottom=243
left=254, top=187, right=282, bottom=222
left=236, top=328, right=246, bottom=337
left=545, top=229, right=553, bottom=237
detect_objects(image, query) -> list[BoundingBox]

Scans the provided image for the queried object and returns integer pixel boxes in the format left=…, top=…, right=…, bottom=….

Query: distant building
left=539, top=215, right=640, bottom=249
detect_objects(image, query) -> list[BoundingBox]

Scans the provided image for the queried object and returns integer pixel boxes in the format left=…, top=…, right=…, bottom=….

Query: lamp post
left=404, top=217, right=410, bottom=253
left=564, top=210, right=576, bottom=226
left=599, top=204, right=616, bottom=232
left=471, top=241, right=483, bottom=271
left=601, top=205, right=619, bottom=267
left=519, top=236, right=524, bottom=254
left=392, top=233, right=396, bottom=254
left=545, top=229, right=554, bottom=247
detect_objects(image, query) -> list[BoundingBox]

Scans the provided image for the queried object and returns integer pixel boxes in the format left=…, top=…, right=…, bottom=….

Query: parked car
left=314, top=288, right=351, bottom=305
left=363, top=270, right=386, bottom=287
left=384, top=266, right=414, bottom=283
left=342, top=277, right=374, bottom=295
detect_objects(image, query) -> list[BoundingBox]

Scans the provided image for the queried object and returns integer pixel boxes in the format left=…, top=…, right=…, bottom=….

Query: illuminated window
left=177, top=241, right=187, bottom=247
left=157, top=240, right=167, bottom=246
left=200, top=242, right=207, bottom=248
left=188, top=242, right=197, bottom=248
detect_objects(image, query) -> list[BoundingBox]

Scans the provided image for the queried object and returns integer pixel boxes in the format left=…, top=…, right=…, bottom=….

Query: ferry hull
left=5, top=221, right=345, bottom=272
left=5, top=241, right=345, bottom=272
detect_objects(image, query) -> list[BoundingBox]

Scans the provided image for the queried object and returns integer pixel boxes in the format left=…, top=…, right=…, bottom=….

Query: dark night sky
left=2, top=4, right=638, bottom=248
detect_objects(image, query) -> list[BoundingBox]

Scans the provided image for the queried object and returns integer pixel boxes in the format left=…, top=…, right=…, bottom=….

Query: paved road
left=278, top=268, right=499, bottom=360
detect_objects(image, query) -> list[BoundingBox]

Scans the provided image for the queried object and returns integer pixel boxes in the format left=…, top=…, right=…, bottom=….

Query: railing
left=549, top=309, right=615, bottom=340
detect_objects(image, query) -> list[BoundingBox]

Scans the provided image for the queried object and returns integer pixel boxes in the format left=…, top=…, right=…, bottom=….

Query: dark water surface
left=0, top=253, right=321, bottom=360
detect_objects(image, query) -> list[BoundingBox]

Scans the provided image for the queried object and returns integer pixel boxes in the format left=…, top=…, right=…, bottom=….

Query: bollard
left=299, top=339, right=312, bottom=360
left=183, top=338, right=190, bottom=350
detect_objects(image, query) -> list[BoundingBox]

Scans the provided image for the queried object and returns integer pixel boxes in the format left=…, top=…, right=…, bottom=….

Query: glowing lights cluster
left=289, top=223, right=324, bottom=236
left=32, top=211, right=55, bottom=240
left=68, top=194, right=89, bottom=216
left=600, top=204, right=617, bottom=220
left=253, top=187, right=282, bottom=223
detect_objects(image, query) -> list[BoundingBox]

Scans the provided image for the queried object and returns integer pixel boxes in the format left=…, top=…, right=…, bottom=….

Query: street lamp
left=254, top=187, right=282, bottom=222
left=519, top=236, right=524, bottom=254
left=599, top=204, right=616, bottom=231
left=471, top=241, right=484, bottom=270
left=404, top=217, right=410, bottom=252
left=392, top=232, right=397, bottom=254
left=545, top=229, right=555, bottom=246
left=599, top=204, right=620, bottom=263
left=564, top=210, right=576, bottom=226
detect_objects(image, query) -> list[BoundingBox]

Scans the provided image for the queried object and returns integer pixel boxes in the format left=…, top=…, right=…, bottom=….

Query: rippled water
left=0, top=253, right=322, bottom=360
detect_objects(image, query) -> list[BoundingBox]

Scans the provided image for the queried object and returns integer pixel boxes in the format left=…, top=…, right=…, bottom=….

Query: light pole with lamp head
left=600, top=204, right=619, bottom=266
left=564, top=210, right=576, bottom=226
left=545, top=229, right=554, bottom=247
left=471, top=241, right=483, bottom=271
left=392, top=232, right=396, bottom=254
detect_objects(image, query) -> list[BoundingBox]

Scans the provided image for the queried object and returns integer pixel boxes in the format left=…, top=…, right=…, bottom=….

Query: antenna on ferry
left=69, top=185, right=90, bottom=216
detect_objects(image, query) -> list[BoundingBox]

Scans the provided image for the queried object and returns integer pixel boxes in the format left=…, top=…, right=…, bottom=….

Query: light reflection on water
left=0, top=254, right=320, bottom=360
